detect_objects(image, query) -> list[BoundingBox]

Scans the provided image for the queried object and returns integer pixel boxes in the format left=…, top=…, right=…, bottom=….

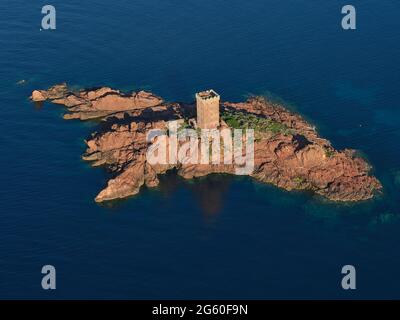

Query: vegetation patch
left=221, top=109, right=295, bottom=136
left=177, top=119, right=192, bottom=133
left=324, top=147, right=335, bottom=158
left=293, top=176, right=306, bottom=187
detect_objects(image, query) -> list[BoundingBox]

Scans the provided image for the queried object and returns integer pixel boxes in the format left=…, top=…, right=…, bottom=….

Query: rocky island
left=31, top=84, right=382, bottom=203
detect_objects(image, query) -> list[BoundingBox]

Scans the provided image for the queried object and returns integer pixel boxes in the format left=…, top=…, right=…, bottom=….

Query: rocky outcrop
left=223, top=97, right=382, bottom=201
left=32, top=84, right=382, bottom=202
left=30, top=83, right=163, bottom=120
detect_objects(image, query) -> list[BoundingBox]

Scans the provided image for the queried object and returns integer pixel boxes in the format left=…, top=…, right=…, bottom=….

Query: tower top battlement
left=196, top=89, right=220, bottom=101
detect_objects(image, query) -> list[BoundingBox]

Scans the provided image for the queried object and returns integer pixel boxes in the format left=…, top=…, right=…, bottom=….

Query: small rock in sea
left=31, top=90, right=47, bottom=102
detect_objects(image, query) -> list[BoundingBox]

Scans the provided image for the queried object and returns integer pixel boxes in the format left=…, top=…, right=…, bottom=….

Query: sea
left=0, top=0, right=399, bottom=299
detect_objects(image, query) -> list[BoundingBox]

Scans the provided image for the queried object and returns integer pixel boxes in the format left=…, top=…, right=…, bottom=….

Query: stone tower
left=196, top=89, right=220, bottom=129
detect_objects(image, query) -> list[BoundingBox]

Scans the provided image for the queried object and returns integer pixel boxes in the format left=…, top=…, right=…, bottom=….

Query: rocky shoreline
left=31, top=84, right=382, bottom=203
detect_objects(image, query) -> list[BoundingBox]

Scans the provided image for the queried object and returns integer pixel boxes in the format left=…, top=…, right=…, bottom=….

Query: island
left=31, top=84, right=382, bottom=203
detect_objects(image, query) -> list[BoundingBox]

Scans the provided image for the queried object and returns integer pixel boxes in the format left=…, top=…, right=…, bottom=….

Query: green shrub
left=324, top=147, right=335, bottom=158
left=177, top=119, right=192, bottom=133
left=293, top=176, right=305, bottom=186
left=221, top=110, right=294, bottom=136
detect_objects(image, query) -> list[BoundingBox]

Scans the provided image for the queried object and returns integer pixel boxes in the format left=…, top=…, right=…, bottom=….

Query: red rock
left=31, top=90, right=47, bottom=101
left=31, top=84, right=163, bottom=120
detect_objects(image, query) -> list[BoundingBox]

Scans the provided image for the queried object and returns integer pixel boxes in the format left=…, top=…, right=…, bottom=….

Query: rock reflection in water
left=157, top=172, right=232, bottom=220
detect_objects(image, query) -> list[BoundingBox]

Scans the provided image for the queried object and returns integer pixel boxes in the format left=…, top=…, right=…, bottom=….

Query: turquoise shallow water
left=0, top=0, right=400, bottom=299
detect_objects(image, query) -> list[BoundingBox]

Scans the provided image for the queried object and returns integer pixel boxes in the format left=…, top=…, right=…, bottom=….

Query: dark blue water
left=1, top=0, right=400, bottom=299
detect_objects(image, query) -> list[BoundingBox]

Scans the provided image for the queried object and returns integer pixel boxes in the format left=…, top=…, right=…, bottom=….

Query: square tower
left=196, top=89, right=220, bottom=129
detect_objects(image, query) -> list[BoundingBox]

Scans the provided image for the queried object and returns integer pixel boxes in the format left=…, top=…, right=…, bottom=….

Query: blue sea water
left=0, top=0, right=400, bottom=299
